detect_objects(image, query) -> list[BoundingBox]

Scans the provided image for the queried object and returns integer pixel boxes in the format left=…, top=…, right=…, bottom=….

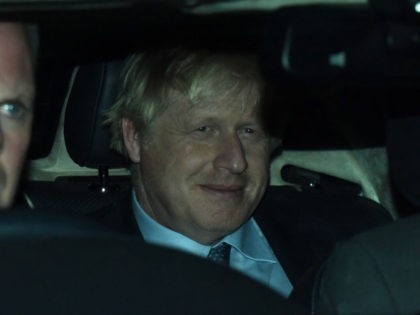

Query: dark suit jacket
left=314, top=213, right=420, bottom=315
left=89, top=185, right=393, bottom=293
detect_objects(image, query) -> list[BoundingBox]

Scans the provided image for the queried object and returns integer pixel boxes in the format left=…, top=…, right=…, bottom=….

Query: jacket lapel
left=89, top=189, right=143, bottom=238
left=254, top=201, right=300, bottom=286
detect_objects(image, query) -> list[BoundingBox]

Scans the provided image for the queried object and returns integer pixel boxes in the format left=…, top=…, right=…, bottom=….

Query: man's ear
left=122, top=118, right=141, bottom=163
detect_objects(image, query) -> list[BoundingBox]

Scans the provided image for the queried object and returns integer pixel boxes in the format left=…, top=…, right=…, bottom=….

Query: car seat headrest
left=64, top=60, right=129, bottom=169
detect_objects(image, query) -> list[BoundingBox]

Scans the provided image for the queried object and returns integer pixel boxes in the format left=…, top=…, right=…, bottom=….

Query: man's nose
left=213, top=133, right=247, bottom=174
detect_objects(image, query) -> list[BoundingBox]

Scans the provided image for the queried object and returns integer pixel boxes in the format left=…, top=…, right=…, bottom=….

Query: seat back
left=24, top=60, right=131, bottom=212
left=387, top=115, right=420, bottom=214
left=24, top=57, right=395, bottom=312
left=64, top=60, right=128, bottom=169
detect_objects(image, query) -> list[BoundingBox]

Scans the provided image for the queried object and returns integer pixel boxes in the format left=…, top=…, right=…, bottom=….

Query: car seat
left=28, top=55, right=394, bottom=253
left=25, top=57, right=394, bottom=311
left=387, top=115, right=420, bottom=215
left=23, top=60, right=131, bottom=213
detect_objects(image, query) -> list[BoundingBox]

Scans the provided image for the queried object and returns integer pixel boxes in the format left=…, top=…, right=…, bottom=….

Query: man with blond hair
left=103, top=48, right=295, bottom=296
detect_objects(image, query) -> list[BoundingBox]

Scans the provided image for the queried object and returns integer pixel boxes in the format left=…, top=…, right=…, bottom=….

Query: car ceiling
left=0, top=0, right=371, bottom=62
left=0, top=0, right=366, bottom=12
left=0, top=0, right=416, bottom=157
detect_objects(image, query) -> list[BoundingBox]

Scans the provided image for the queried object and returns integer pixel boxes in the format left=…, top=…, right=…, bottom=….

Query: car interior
left=0, top=0, right=419, bottom=313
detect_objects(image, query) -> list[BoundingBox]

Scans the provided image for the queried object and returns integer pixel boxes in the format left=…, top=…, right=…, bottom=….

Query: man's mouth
left=199, top=184, right=244, bottom=197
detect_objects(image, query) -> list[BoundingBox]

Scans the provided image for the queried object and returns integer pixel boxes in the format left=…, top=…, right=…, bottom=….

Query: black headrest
left=64, top=60, right=129, bottom=168
left=387, top=115, right=420, bottom=208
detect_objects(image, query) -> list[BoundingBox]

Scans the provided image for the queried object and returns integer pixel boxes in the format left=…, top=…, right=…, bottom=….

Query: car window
left=0, top=1, right=418, bottom=314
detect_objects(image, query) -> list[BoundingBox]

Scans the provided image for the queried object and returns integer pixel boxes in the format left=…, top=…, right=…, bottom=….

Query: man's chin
left=0, top=193, right=14, bottom=209
left=0, top=201, right=12, bottom=210
left=0, top=188, right=15, bottom=210
left=202, top=214, right=248, bottom=235
left=0, top=168, right=8, bottom=209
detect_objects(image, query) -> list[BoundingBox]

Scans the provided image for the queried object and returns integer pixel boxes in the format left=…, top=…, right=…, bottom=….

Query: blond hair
left=105, top=48, right=264, bottom=156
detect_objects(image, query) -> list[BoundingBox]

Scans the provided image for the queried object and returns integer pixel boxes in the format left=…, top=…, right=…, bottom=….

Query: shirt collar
left=224, top=218, right=277, bottom=263
left=131, top=190, right=277, bottom=263
left=132, top=190, right=210, bottom=258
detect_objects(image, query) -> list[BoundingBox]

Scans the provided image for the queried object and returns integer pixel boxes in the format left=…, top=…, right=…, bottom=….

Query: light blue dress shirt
left=131, top=190, right=293, bottom=297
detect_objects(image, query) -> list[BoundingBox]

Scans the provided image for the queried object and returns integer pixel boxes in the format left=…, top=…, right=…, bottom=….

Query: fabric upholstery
left=387, top=116, right=420, bottom=208
left=64, top=60, right=128, bottom=168
left=314, top=213, right=420, bottom=315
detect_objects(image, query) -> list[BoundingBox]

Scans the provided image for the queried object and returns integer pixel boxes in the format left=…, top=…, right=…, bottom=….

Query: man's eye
left=239, top=126, right=268, bottom=141
left=196, top=126, right=209, bottom=132
left=0, top=102, right=25, bottom=119
left=244, top=127, right=256, bottom=134
left=192, top=126, right=215, bottom=139
left=240, top=127, right=257, bottom=135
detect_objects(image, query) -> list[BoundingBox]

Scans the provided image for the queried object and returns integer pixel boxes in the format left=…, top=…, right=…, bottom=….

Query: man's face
left=124, top=82, right=270, bottom=245
left=0, top=23, right=34, bottom=208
